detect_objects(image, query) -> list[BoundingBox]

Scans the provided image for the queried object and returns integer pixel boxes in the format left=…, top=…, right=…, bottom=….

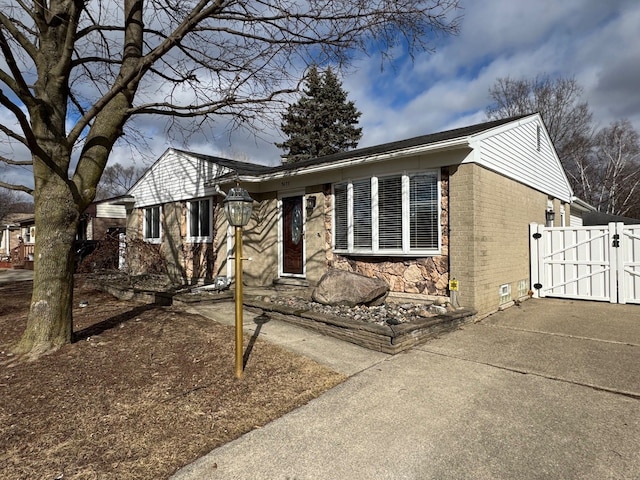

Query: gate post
left=614, top=222, right=625, bottom=304
left=530, top=223, right=542, bottom=298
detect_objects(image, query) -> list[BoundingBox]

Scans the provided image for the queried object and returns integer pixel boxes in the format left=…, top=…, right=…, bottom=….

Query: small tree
left=277, top=66, right=362, bottom=163
left=0, top=188, right=19, bottom=223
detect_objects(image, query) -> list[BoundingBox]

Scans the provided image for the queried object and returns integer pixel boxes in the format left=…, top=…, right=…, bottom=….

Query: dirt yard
left=0, top=276, right=345, bottom=479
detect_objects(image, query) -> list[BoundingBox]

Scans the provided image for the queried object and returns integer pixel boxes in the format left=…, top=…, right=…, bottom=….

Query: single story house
left=125, top=113, right=574, bottom=317
left=0, top=197, right=127, bottom=269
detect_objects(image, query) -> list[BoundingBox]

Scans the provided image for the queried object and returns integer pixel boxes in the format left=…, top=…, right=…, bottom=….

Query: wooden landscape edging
left=244, top=298, right=476, bottom=354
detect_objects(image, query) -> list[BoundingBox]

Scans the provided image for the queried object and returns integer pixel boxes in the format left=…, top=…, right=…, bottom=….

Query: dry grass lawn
left=0, top=276, right=345, bottom=479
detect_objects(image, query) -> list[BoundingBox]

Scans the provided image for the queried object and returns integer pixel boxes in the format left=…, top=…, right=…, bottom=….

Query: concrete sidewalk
left=173, top=298, right=640, bottom=480
left=184, top=301, right=389, bottom=376
left=0, top=268, right=33, bottom=283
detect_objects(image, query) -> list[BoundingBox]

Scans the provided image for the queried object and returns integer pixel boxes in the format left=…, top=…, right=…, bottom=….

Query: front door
left=282, top=196, right=304, bottom=275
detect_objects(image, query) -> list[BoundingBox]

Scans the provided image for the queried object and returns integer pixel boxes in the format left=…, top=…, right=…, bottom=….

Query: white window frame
left=332, top=170, right=441, bottom=256
left=187, top=197, right=213, bottom=243
left=143, top=205, right=162, bottom=244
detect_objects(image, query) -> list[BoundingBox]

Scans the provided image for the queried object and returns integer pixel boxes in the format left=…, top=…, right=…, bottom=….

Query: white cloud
left=341, top=0, right=640, bottom=151
left=4, top=0, right=640, bottom=183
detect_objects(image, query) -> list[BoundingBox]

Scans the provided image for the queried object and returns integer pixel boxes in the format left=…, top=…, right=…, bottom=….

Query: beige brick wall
left=239, top=193, right=279, bottom=286
left=449, top=163, right=562, bottom=316
left=214, top=188, right=331, bottom=287
left=128, top=202, right=217, bottom=284
left=304, top=186, right=331, bottom=285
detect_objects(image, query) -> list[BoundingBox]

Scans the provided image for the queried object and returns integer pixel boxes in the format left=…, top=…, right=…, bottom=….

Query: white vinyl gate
left=530, top=222, right=640, bottom=304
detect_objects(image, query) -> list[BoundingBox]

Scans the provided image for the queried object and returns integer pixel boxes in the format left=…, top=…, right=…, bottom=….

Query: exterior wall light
left=306, top=195, right=317, bottom=215
left=545, top=209, right=555, bottom=227
left=222, top=186, right=254, bottom=378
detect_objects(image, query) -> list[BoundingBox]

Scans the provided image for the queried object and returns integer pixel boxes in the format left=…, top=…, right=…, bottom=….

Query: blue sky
left=3, top=0, right=640, bottom=189
left=166, top=0, right=640, bottom=168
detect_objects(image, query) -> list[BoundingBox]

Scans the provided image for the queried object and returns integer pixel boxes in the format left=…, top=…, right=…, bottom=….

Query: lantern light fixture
left=545, top=208, right=555, bottom=226
left=223, top=187, right=254, bottom=227
left=306, top=195, right=317, bottom=215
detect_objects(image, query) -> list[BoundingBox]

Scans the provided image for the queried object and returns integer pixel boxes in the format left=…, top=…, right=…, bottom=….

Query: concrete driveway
left=174, top=297, right=640, bottom=480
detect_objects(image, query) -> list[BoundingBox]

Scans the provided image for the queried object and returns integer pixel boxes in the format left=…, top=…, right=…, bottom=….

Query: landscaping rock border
left=85, top=273, right=476, bottom=354
left=244, top=297, right=476, bottom=354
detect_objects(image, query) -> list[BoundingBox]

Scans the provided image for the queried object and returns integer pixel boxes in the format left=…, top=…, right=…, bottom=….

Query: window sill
left=333, top=249, right=442, bottom=257
left=187, top=237, right=213, bottom=243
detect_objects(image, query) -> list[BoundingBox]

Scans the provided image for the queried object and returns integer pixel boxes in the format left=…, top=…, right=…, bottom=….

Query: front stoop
left=244, top=297, right=476, bottom=354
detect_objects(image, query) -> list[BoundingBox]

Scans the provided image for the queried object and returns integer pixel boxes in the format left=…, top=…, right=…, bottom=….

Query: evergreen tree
left=278, top=66, right=363, bottom=163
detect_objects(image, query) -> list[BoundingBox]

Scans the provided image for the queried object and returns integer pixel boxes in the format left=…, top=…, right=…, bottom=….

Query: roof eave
left=212, top=136, right=471, bottom=185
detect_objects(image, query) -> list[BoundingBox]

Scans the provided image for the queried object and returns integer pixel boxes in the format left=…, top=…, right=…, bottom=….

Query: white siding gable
left=467, top=115, right=573, bottom=203
left=128, top=149, right=231, bottom=208
left=96, top=203, right=126, bottom=219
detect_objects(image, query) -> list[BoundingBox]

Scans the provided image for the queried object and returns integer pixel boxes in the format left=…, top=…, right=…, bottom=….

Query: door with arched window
left=281, top=195, right=304, bottom=275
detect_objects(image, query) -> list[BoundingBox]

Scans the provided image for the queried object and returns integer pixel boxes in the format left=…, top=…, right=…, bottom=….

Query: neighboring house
left=569, top=197, right=597, bottom=226
left=0, top=213, right=34, bottom=265
left=77, top=196, right=129, bottom=241
left=0, top=198, right=127, bottom=269
left=126, top=113, right=574, bottom=317
left=582, top=211, right=640, bottom=226
left=568, top=197, right=640, bottom=227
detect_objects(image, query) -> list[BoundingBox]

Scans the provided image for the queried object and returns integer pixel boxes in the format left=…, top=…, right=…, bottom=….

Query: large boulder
left=312, top=269, right=390, bottom=307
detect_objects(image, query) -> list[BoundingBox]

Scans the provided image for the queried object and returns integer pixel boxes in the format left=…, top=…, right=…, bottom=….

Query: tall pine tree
left=277, top=66, right=362, bottom=163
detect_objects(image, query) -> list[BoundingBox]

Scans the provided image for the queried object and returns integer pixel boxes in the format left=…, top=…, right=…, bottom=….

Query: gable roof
left=209, top=114, right=534, bottom=185
left=171, top=149, right=274, bottom=177
left=0, top=213, right=34, bottom=228
left=271, top=114, right=532, bottom=174
left=209, top=113, right=572, bottom=203
left=132, top=113, right=571, bottom=204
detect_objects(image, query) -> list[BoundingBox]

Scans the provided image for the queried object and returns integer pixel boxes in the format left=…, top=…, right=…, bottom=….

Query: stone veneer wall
left=326, top=168, right=450, bottom=296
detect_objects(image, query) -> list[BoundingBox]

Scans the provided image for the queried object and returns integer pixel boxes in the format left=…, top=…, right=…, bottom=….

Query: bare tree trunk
left=16, top=169, right=79, bottom=356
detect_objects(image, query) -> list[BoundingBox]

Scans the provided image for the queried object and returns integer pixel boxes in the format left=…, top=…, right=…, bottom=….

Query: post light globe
left=223, top=187, right=254, bottom=227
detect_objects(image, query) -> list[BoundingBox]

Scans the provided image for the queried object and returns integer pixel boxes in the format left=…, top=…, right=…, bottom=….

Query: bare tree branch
left=0, top=178, right=33, bottom=195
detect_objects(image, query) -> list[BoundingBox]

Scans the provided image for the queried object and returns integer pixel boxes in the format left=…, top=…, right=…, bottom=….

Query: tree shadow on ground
left=73, top=304, right=159, bottom=342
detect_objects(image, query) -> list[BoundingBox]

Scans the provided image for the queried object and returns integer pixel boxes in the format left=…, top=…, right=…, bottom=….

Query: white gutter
left=571, top=196, right=597, bottom=212
left=213, top=136, right=471, bottom=184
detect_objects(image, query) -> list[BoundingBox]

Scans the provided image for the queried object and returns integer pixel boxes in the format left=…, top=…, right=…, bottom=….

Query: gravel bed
left=263, top=296, right=447, bottom=326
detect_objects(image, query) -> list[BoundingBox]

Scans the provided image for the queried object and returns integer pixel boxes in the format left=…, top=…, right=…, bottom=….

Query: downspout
left=5, top=225, right=9, bottom=257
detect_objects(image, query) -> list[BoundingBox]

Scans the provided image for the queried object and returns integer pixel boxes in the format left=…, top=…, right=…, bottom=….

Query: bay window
left=333, top=171, right=440, bottom=255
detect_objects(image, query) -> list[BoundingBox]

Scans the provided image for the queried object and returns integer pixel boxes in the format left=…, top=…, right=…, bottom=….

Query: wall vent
left=499, top=283, right=511, bottom=304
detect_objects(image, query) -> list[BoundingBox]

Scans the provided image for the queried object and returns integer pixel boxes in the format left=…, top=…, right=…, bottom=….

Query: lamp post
left=222, top=187, right=254, bottom=378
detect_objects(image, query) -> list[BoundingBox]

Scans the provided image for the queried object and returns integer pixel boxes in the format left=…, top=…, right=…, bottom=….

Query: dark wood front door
left=282, top=196, right=304, bottom=274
